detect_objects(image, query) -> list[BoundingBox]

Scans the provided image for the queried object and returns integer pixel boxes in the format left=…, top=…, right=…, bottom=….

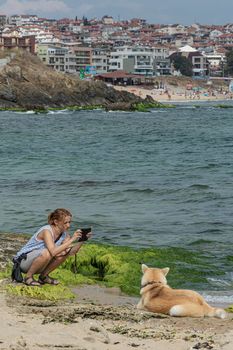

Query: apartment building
left=71, top=47, right=92, bottom=72
left=92, top=47, right=110, bottom=74
left=217, top=33, right=233, bottom=47
left=48, top=46, right=68, bottom=71
left=172, top=45, right=209, bottom=77
left=102, top=16, right=114, bottom=25
left=189, top=52, right=209, bottom=77
left=204, top=51, right=225, bottom=76
left=174, top=35, right=194, bottom=48
left=0, top=35, right=35, bottom=53
left=109, top=45, right=170, bottom=76
left=37, top=43, right=92, bottom=73
left=0, top=15, right=7, bottom=26
left=8, top=15, right=38, bottom=26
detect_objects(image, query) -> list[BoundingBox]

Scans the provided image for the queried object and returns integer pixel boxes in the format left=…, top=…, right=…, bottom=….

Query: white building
left=178, top=45, right=209, bottom=77
left=102, top=16, right=114, bottom=25
left=109, top=45, right=170, bottom=76
left=204, top=51, right=225, bottom=76
left=8, top=15, right=38, bottom=26
left=18, top=25, right=54, bottom=43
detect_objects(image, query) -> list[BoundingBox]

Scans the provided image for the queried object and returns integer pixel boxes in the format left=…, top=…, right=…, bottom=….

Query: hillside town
left=0, top=14, right=232, bottom=83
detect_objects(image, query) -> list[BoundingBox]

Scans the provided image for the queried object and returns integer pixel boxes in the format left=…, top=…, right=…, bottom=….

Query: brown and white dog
left=137, top=264, right=226, bottom=318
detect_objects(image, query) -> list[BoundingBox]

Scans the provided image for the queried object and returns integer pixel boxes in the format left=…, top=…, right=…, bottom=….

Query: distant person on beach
left=12, top=208, right=91, bottom=286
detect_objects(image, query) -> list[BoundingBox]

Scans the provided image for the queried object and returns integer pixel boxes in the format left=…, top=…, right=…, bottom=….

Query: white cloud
left=0, top=0, right=71, bottom=16
left=0, top=0, right=232, bottom=24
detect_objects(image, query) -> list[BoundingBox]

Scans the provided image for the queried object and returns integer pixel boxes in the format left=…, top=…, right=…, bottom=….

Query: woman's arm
left=61, top=231, right=92, bottom=255
left=42, top=229, right=82, bottom=257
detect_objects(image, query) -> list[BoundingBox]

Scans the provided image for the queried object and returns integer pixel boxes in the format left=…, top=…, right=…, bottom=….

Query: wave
left=3, top=179, right=129, bottom=190
left=207, top=277, right=232, bottom=287
left=12, top=110, right=35, bottom=114
left=123, top=188, right=154, bottom=194
left=188, top=184, right=210, bottom=190
left=192, top=163, right=220, bottom=170
left=198, top=229, right=223, bottom=235
left=188, top=239, right=216, bottom=246
left=25, top=110, right=36, bottom=114
left=47, top=109, right=70, bottom=114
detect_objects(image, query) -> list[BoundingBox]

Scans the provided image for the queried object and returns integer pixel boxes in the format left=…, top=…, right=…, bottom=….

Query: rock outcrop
left=0, top=50, right=145, bottom=110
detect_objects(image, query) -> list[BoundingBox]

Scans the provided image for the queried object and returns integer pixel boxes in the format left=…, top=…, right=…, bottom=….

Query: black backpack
left=11, top=253, right=27, bottom=282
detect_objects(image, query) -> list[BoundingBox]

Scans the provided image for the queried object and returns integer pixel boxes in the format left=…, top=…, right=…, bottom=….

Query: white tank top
left=15, top=224, right=67, bottom=257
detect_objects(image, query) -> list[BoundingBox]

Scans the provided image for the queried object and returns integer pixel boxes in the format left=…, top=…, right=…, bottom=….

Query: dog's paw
left=136, top=300, right=143, bottom=310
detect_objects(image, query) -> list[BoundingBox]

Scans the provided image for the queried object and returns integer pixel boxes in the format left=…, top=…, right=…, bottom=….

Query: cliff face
left=0, top=51, right=143, bottom=109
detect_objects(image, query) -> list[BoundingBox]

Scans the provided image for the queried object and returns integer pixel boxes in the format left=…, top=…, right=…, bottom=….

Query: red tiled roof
left=96, top=70, right=142, bottom=78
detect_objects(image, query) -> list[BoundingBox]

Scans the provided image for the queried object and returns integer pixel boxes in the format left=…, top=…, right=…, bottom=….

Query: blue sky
left=0, top=0, right=232, bottom=25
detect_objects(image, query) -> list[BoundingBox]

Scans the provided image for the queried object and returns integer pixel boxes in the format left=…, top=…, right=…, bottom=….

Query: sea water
left=0, top=102, right=233, bottom=301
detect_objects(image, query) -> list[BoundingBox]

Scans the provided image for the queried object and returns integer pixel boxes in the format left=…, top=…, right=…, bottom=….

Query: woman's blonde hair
left=48, top=208, right=72, bottom=225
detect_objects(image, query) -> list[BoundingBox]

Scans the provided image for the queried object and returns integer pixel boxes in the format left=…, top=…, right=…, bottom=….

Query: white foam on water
left=207, top=277, right=232, bottom=287
left=48, top=109, right=68, bottom=114
left=201, top=291, right=233, bottom=306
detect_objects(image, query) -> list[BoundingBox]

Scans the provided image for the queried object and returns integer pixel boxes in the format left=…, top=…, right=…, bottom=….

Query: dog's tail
left=206, top=307, right=227, bottom=319
left=202, top=301, right=227, bottom=319
left=169, top=303, right=227, bottom=318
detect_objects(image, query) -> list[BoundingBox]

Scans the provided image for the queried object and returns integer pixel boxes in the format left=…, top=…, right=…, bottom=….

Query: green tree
left=82, top=16, right=89, bottom=26
left=171, top=54, right=193, bottom=76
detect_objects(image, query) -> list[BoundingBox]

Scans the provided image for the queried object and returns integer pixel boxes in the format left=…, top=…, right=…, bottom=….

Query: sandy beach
left=1, top=234, right=233, bottom=349
left=113, top=85, right=233, bottom=103
left=0, top=282, right=233, bottom=350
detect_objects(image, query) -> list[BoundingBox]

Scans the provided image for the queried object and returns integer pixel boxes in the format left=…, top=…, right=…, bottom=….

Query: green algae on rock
left=6, top=283, right=75, bottom=301
left=132, top=101, right=174, bottom=112
left=226, top=305, right=233, bottom=313
left=216, top=105, right=233, bottom=108
left=60, top=243, right=223, bottom=295
left=0, top=233, right=228, bottom=301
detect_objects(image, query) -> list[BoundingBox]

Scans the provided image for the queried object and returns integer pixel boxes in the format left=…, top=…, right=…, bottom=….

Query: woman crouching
left=13, top=208, right=91, bottom=286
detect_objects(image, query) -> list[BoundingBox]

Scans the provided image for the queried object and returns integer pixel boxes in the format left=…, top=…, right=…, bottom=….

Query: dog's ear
left=141, top=264, right=148, bottom=273
left=162, top=267, right=169, bottom=276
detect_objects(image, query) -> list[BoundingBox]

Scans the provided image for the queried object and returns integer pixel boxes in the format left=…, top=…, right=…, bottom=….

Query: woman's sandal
left=38, top=275, right=59, bottom=285
left=24, top=276, right=41, bottom=287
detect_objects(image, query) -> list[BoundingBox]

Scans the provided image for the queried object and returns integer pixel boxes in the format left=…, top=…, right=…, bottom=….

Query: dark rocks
left=0, top=85, right=17, bottom=102
left=4, top=65, right=22, bottom=80
left=0, top=51, right=148, bottom=110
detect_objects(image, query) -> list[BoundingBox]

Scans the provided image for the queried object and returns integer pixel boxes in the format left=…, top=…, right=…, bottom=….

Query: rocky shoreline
left=0, top=50, right=165, bottom=112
